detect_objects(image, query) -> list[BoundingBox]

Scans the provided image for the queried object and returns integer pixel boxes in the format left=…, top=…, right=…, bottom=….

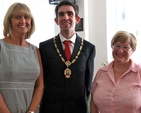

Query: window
left=116, top=0, right=141, bottom=63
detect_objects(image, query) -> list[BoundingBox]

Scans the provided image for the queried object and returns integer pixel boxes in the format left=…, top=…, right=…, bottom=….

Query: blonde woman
left=0, top=3, right=44, bottom=113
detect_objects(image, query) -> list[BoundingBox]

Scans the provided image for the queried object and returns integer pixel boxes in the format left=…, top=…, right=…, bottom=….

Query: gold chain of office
left=53, top=36, right=84, bottom=78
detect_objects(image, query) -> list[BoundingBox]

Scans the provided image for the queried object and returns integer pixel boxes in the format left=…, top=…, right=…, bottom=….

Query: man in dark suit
left=39, top=1, right=96, bottom=113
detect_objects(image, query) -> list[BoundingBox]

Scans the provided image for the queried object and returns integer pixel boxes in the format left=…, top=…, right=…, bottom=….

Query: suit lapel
left=55, top=35, right=66, bottom=59
left=71, top=35, right=81, bottom=61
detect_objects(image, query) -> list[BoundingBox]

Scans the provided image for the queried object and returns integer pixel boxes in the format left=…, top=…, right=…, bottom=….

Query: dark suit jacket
left=39, top=34, right=96, bottom=113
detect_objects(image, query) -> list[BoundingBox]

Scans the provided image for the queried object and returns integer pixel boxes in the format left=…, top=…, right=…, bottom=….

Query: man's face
left=54, top=5, right=80, bottom=33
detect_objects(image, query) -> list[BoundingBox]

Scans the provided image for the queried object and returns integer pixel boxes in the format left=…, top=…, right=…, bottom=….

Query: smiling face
left=11, top=12, right=31, bottom=36
left=112, top=41, right=133, bottom=64
left=3, top=3, right=35, bottom=39
left=54, top=5, right=80, bottom=35
left=111, top=31, right=137, bottom=64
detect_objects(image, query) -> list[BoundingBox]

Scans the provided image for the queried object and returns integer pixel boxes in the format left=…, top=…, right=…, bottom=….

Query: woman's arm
left=90, top=93, right=99, bottom=113
left=0, top=93, right=11, bottom=113
left=26, top=48, right=44, bottom=113
left=0, top=44, right=10, bottom=113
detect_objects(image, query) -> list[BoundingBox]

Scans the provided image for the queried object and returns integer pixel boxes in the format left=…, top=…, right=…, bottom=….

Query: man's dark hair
left=55, top=0, right=79, bottom=18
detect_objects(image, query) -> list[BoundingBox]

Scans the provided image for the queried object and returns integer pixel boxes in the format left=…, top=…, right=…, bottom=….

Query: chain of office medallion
left=53, top=37, right=84, bottom=67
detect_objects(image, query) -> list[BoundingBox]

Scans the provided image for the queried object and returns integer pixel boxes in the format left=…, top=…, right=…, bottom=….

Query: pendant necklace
left=53, top=36, right=84, bottom=78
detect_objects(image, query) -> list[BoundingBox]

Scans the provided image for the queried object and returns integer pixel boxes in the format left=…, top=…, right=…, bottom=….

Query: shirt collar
left=59, top=33, right=76, bottom=44
left=101, top=59, right=138, bottom=73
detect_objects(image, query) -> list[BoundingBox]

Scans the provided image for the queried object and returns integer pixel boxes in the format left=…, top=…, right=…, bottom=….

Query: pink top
left=91, top=59, right=141, bottom=113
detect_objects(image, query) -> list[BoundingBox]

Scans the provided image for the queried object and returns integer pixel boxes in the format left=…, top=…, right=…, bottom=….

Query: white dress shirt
left=59, top=33, right=76, bottom=54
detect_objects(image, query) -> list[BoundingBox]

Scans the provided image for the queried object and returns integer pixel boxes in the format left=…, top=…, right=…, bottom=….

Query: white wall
left=88, top=0, right=108, bottom=75
left=86, top=0, right=117, bottom=75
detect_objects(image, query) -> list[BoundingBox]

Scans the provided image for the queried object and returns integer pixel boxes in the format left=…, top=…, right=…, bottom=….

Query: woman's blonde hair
left=3, top=2, right=35, bottom=39
left=111, top=30, right=137, bottom=51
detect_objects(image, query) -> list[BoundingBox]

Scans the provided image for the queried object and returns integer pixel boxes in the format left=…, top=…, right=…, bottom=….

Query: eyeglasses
left=113, top=44, right=132, bottom=51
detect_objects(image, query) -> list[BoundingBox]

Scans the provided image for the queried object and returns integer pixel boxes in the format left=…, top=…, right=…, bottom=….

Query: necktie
left=63, top=40, right=71, bottom=61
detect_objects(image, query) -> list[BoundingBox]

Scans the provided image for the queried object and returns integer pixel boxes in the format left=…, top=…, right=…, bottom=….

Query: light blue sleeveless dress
left=0, top=39, right=40, bottom=113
